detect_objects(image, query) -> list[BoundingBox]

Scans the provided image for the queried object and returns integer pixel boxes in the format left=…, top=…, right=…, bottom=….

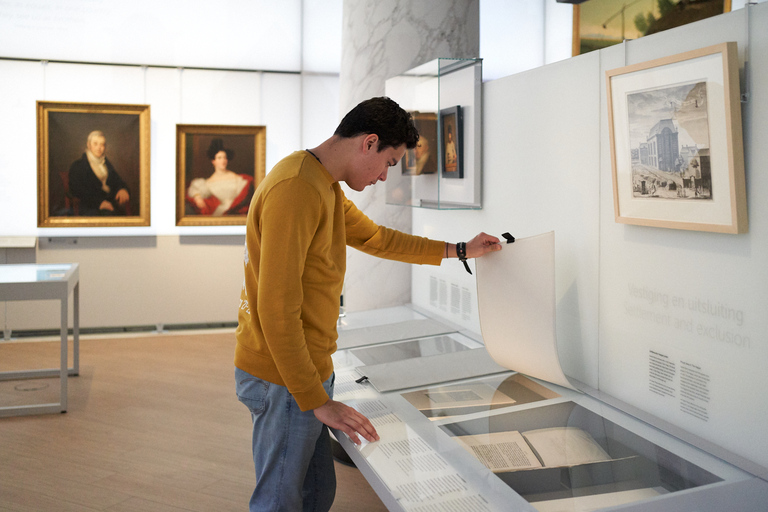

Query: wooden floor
left=0, top=332, right=389, bottom=512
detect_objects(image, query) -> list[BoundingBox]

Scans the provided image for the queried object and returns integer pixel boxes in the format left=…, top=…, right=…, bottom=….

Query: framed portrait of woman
left=402, top=112, right=438, bottom=176
left=37, top=101, right=151, bottom=228
left=175, top=124, right=266, bottom=226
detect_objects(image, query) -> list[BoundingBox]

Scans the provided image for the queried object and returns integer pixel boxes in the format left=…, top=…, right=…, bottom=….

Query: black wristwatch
left=456, top=242, right=471, bottom=275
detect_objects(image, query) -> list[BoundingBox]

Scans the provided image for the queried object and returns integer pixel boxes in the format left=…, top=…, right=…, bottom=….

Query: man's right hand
left=313, top=399, right=379, bottom=445
left=99, top=200, right=114, bottom=211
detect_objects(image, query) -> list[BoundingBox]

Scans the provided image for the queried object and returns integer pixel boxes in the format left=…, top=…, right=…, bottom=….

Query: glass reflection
left=350, top=335, right=469, bottom=366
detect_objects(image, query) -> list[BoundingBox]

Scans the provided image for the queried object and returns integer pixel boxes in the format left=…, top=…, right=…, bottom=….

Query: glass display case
left=440, top=400, right=726, bottom=510
left=384, top=58, right=482, bottom=209
left=331, top=365, right=758, bottom=511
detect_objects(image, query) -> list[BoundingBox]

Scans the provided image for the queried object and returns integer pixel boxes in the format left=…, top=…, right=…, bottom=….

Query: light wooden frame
left=176, top=124, right=266, bottom=226
left=37, top=101, right=151, bottom=227
left=606, top=42, right=746, bottom=233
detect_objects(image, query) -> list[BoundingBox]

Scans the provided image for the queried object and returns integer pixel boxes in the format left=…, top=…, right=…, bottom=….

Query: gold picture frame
left=176, top=124, right=266, bottom=226
left=37, top=101, right=151, bottom=227
left=401, top=112, right=438, bottom=176
left=573, top=0, right=731, bottom=57
left=606, top=42, right=746, bottom=233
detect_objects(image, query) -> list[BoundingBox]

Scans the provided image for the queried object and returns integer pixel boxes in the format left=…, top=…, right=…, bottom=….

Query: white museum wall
left=412, top=4, right=768, bottom=477
left=302, top=74, right=342, bottom=149
left=597, top=6, right=768, bottom=478
left=0, top=2, right=342, bottom=332
left=303, top=0, right=343, bottom=73
left=0, top=0, right=303, bottom=71
left=479, top=0, right=576, bottom=81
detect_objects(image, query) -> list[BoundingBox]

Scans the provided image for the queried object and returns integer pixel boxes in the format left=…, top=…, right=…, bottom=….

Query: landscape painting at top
left=573, top=0, right=730, bottom=56
left=627, top=81, right=712, bottom=200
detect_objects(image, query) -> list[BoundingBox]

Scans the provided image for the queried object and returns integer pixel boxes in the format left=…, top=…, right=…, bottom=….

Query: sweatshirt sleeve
left=343, top=194, right=444, bottom=265
left=254, top=177, right=329, bottom=411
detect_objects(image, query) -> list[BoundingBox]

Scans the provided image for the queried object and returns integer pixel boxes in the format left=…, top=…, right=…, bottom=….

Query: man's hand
left=99, top=200, right=114, bottom=211
left=466, top=232, right=502, bottom=258
left=115, top=188, right=130, bottom=205
left=313, top=399, right=379, bottom=445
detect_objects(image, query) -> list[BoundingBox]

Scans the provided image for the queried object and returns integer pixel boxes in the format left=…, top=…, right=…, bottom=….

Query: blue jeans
left=235, top=367, right=336, bottom=512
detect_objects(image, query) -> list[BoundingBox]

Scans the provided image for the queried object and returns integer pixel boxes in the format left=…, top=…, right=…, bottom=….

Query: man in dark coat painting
left=68, top=130, right=130, bottom=216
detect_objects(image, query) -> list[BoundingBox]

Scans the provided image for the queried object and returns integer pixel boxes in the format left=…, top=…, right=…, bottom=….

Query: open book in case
left=439, top=399, right=725, bottom=509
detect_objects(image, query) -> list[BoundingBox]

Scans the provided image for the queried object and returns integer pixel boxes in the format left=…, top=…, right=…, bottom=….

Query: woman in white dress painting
left=187, top=138, right=254, bottom=216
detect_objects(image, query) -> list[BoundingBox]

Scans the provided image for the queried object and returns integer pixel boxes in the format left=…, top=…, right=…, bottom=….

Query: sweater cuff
left=293, top=382, right=331, bottom=412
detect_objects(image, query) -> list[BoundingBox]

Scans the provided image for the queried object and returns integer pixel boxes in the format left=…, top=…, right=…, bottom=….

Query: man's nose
left=379, top=169, right=388, bottom=182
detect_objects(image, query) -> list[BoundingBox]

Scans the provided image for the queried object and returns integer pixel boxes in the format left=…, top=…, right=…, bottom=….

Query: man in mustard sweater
left=235, top=97, right=501, bottom=511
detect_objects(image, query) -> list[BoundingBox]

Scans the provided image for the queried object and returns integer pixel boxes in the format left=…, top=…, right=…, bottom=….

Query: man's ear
left=362, top=133, right=379, bottom=153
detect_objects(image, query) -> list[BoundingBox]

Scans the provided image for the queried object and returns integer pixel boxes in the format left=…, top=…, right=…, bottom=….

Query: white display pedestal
left=0, top=263, right=80, bottom=417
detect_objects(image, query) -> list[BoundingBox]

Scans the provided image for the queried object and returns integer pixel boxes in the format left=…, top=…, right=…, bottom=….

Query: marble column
left=340, top=0, right=479, bottom=312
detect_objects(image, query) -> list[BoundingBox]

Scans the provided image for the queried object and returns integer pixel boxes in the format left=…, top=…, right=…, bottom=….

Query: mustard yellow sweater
left=235, top=151, right=444, bottom=411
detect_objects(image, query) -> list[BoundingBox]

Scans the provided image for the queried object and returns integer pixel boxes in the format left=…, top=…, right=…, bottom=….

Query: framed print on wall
left=402, top=112, right=438, bottom=176
left=573, top=0, right=731, bottom=57
left=606, top=42, right=746, bottom=234
left=440, top=105, right=463, bottom=179
left=37, top=101, right=151, bottom=228
left=176, top=124, right=266, bottom=226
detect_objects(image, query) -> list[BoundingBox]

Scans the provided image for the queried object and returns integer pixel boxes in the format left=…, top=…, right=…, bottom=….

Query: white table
left=0, top=264, right=79, bottom=416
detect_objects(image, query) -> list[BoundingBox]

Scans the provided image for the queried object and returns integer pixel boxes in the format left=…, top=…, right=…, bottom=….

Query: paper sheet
left=476, top=231, right=577, bottom=390
left=521, top=427, right=611, bottom=467
left=352, top=410, right=493, bottom=512
left=454, top=431, right=543, bottom=472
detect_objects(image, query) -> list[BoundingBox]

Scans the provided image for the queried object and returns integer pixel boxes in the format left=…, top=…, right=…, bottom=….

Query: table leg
left=60, top=295, right=68, bottom=413
left=73, top=282, right=79, bottom=376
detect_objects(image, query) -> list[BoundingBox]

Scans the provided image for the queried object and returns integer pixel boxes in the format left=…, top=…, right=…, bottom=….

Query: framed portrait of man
left=440, top=105, right=463, bottom=179
left=37, top=101, right=151, bottom=228
left=175, top=124, right=266, bottom=226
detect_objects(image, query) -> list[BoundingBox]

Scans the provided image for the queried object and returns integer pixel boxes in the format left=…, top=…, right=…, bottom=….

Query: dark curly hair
left=206, top=138, right=235, bottom=161
left=334, top=97, right=419, bottom=150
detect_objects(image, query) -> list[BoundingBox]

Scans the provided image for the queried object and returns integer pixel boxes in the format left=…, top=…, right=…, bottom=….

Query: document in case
left=521, top=427, right=611, bottom=467
left=402, top=373, right=561, bottom=420
left=454, top=431, right=543, bottom=472
left=405, top=382, right=516, bottom=412
left=454, top=427, right=611, bottom=473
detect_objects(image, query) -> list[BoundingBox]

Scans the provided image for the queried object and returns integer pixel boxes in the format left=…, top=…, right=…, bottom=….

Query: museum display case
left=384, top=58, right=482, bottom=209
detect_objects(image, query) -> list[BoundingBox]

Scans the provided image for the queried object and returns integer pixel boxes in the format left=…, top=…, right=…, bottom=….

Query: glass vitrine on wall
left=384, top=58, right=482, bottom=209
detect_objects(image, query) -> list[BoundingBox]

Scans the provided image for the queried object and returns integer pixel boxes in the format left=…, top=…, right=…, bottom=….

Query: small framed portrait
left=402, top=112, right=438, bottom=176
left=37, top=101, right=151, bottom=227
left=176, top=124, right=266, bottom=226
left=606, top=42, right=746, bottom=233
left=440, top=105, right=463, bottom=179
